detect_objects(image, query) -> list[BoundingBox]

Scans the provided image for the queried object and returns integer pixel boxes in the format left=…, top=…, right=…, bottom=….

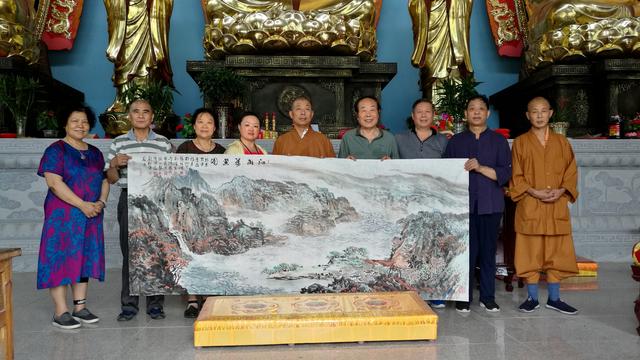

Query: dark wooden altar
left=491, top=59, right=640, bottom=138
left=187, top=56, right=397, bottom=138
left=0, top=56, right=84, bottom=136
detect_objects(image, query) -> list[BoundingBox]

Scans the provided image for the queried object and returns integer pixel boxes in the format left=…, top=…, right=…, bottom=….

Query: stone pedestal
left=491, top=59, right=640, bottom=138
left=187, top=56, right=397, bottom=138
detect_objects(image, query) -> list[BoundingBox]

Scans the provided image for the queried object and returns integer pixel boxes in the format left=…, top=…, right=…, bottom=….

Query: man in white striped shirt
left=106, top=99, right=173, bottom=321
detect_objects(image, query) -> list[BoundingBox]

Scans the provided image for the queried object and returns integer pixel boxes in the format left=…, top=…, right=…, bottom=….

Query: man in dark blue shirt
left=444, top=95, right=512, bottom=313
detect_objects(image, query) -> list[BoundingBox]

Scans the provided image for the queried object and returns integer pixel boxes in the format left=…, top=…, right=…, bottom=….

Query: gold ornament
left=523, top=0, right=640, bottom=70
left=409, top=0, right=474, bottom=99
left=202, top=0, right=379, bottom=60
left=104, top=0, right=174, bottom=113
left=0, top=0, right=42, bottom=64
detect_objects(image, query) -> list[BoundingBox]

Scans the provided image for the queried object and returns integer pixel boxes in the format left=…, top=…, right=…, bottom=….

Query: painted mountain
left=127, top=155, right=470, bottom=301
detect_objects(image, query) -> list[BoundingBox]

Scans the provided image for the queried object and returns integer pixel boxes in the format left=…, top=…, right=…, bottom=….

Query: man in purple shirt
left=444, top=95, right=512, bottom=313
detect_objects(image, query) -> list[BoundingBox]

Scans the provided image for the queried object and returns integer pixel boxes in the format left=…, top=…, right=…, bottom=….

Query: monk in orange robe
left=510, top=96, right=579, bottom=315
left=272, top=95, right=336, bottom=158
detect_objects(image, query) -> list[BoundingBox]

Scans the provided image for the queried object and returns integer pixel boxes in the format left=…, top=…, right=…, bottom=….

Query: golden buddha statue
left=104, top=0, right=174, bottom=113
left=0, top=0, right=40, bottom=63
left=408, top=0, right=474, bottom=99
left=523, top=0, right=640, bottom=70
left=201, top=0, right=380, bottom=60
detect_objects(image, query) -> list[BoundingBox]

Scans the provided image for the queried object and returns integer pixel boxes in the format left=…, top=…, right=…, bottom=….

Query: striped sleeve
left=105, top=137, right=120, bottom=170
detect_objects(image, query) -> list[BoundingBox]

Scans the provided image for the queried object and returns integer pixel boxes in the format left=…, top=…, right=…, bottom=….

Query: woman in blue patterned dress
left=37, top=106, right=109, bottom=329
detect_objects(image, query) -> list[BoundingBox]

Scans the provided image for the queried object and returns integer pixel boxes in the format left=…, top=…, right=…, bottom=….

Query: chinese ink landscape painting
left=127, top=154, right=470, bottom=301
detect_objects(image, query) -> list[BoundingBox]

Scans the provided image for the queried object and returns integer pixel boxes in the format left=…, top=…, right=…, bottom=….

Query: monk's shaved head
left=526, top=96, right=553, bottom=130
left=527, top=96, right=551, bottom=111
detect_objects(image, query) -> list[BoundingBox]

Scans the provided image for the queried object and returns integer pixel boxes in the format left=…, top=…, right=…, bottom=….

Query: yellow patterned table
left=194, top=291, right=437, bottom=347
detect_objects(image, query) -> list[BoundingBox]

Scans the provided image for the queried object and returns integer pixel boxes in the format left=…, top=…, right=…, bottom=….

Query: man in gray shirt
left=106, top=99, right=173, bottom=321
left=396, top=99, right=448, bottom=159
left=396, top=98, right=448, bottom=309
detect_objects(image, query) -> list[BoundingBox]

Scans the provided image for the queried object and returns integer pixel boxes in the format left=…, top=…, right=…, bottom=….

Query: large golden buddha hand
left=104, top=0, right=174, bottom=113
left=409, top=0, right=473, bottom=82
left=525, top=0, right=640, bottom=70
left=201, top=0, right=379, bottom=60
left=0, top=0, right=40, bottom=63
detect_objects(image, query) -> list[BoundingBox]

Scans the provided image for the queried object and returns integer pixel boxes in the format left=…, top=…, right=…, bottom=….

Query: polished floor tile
left=522, top=338, right=640, bottom=360
left=12, top=263, right=640, bottom=360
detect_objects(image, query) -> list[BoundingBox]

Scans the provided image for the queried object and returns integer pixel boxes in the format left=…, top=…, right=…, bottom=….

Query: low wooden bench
left=194, top=291, right=437, bottom=347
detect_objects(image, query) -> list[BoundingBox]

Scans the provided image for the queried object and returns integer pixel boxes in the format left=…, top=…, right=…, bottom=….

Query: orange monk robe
left=509, top=130, right=579, bottom=283
left=272, top=128, right=336, bottom=158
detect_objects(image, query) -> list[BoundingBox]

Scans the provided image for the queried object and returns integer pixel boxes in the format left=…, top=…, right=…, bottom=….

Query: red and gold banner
left=41, top=0, right=85, bottom=50
left=485, top=0, right=523, bottom=57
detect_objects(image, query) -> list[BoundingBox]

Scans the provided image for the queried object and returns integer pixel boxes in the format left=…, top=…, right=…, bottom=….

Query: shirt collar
left=411, top=127, right=438, bottom=141
left=291, top=126, right=314, bottom=139
left=464, top=127, right=489, bottom=138
left=126, top=128, right=157, bottom=141
left=356, top=127, right=383, bottom=140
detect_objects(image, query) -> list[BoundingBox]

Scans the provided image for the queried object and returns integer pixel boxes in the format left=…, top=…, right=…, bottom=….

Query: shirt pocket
left=519, top=196, right=541, bottom=221
left=554, top=196, right=570, bottom=220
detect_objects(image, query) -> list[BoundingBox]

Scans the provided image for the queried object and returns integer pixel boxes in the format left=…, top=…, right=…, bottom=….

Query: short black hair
left=465, top=94, right=490, bottom=110
left=354, top=96, right=381, bottom=113
left=238, top=111, right=261, bottom=126
left=412, top=98, right=435, bottom=112
left=192, top=107, right=217, bottom=127
left=59, top=105, right=96, bottom=129
left=407, top=99, right=436, bottom=130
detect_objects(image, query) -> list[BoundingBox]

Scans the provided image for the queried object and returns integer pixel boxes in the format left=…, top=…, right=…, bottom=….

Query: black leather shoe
left=148, top=307, right=166, bottom=320
left=455, top=301, right=470, bottom=313
left=184, top=304, right=200, bottom=318
left=117, top=310, right=136, bottom=321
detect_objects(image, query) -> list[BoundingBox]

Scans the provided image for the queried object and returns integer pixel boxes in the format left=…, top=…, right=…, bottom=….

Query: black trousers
left=468, top=211, right=502, bottom=303
left=118, top=190, right=164, bottom=313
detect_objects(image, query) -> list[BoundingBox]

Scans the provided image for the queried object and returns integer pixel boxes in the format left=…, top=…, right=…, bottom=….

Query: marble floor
left=12, top=263, right=640, bottom=360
